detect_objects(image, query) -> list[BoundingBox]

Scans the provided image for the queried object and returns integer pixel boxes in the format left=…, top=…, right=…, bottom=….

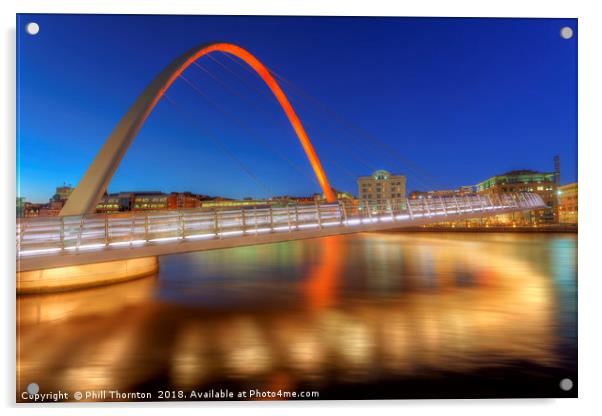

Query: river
left=17, top=231, right=577, bottom=401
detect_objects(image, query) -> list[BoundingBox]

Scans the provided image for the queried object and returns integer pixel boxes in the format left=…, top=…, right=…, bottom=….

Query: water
left=17, top=232, right=577, bottom=401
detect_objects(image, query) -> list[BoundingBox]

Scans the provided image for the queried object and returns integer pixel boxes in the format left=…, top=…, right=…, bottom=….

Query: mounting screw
left=559, top=378, right=573, bottom=391
left=25, top=22, right=40, bottom=35
left=560, top=27, right=573, bottom=40
left=26, top=382, right=39, bottom=394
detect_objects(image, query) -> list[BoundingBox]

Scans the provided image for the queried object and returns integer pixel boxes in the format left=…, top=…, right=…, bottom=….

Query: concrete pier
left=17, top=256, right=158, bottom=294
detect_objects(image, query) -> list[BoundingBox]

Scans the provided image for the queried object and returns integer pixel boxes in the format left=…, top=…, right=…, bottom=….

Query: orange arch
left=60, top=43, right=335, bottom=216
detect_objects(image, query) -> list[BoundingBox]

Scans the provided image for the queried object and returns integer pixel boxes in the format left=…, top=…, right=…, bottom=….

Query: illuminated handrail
left=16, top=193, right=546, bottom=258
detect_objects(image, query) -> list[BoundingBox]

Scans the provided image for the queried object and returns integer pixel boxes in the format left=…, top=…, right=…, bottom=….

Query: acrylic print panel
left=16, top=14, right=577, bottom=402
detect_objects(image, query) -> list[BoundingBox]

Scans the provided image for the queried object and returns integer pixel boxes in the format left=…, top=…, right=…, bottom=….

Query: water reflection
left=17, top=232, right=577, bottom=400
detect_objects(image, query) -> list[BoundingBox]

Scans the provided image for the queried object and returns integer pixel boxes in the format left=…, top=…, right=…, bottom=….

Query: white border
left=3, top=1, right=601, bottom=415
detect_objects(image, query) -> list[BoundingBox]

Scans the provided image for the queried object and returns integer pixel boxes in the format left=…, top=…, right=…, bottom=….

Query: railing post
left=241, top=208, right=247, bottom=234
left=407, top=198, right=414, bottom=220
left=286, top=205, right=292, bottom=232
left=179, top=210, right=185, bottom=238
left=340, top=200, right=348, bottom=225
left=144, top=213, right=150, bottom=242
left=104, top=214, right=109, bottom=245
left=269, top=206, right=274, bottom=231
left=479, top=195, right=487, bottom=211
left=465, top=195, right=474, bottom=213
left=130, top=212, right=135, bottom=244
left=294, top=205, right=299, bottom=230
left=517, top=193, right=527, bottom=208
left=493, top=193, right=504, bottom=209
left=510, top=194, right=518, bottom=208
left=440, top=196, right=448, bottom=217
left=214, top=208, right=221, bottom=238
left=424, top=198, right=432, bottom=218
left=453, top=195, right=461, bottom=213
left=493, top=193, right=501, bottom=208
left=387, top=199, right=395, bottom=221
left=60, top=216, right=65, bottom=250
left=77, top=215, right=85, bottom=249
left=486, top=195, right=494, bottom=211
left=315, top=199, right=322, bottom=228
left=253, top=206, right=258, bottom=234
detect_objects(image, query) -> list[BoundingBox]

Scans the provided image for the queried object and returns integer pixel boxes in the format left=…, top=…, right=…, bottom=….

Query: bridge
left=16, top=42, right=547, bottom=293
left=17, top=193, right=545, bottom=293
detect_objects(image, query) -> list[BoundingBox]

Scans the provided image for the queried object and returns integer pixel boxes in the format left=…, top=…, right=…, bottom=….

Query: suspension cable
left=163, top=93, right=274, bottom=198
left=190, top=56, right=379, bottom=188
left=178, top=72, right=319, bottom=187
left=212, top=53, right=378, bottom=174
left=221, top=51, right=446, bottom=190
left=191, top=60, right=289, bottom=125
left=268, top=67, right=447, bottom=190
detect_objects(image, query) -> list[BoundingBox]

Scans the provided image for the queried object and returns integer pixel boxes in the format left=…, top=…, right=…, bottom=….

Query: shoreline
left=386, top=225, right=578, bottom=233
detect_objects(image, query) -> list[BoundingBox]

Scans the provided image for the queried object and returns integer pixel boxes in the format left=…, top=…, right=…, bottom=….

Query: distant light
left=557, top=190, right=562, bottom=195
left=25, top=22, right=39, bottom=35
left=560, top=27, right=574, bottom=39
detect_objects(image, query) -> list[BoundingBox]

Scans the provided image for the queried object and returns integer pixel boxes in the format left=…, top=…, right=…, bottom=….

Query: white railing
left=16, top=193, right=546, bottom=257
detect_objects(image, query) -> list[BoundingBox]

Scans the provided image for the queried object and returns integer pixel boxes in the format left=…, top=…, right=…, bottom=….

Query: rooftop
left=501, top=169, right=540, bottom=176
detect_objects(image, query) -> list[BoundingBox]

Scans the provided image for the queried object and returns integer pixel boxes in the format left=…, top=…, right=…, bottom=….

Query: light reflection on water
left=17, top=232, right=577, bottom=400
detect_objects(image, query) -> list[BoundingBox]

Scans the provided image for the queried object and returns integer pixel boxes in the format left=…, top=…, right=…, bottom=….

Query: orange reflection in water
left=301, top=236, right=342, bottom=309
left=16, top=232, right=575, bottom=401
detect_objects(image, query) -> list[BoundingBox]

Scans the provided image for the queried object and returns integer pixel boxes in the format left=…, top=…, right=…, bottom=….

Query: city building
left=17, top=198, right=45, bottom=218
left=334, top=190, right=356, bottom=202
left=409, top=186, right=475, bottom=200
left=281, top=195, right=315, bottom=205
left=22, top=202, right=43, bottom=217
left=132, top=192, right=170, bottom=211
left=167, top=192, right=202, bottom=210
left=17, top=198, right=40, bottom=218
left=312, top=189, right=358, bottom=214
left=54, top=185, right=74, bottom=201
left=31, top=185, right=320, bottom=216
left=38, top=200, right=66, bottom=217
left=476, top=169, right=558, bottom=224
left=313, top=189, right=355, bottom=203
left=95, top=192, right=305, bottom=213
left=357, top=169, right=406, bottom=210
left=200, top=198, right=279, bottom=209
left=97, top=191, right=211, bottom=213
left=558, top=182, right=578, bottom=224
left=96, top=192, right=135, bottom=213
left=36, top=185, right=75, bottom=216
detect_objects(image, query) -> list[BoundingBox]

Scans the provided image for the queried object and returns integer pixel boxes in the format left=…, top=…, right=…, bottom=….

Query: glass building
left=476, top=169, right=558, bottom=224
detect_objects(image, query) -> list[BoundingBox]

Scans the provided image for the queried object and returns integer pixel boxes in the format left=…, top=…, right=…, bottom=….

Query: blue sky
left=17, top=15, right=577, bottom=202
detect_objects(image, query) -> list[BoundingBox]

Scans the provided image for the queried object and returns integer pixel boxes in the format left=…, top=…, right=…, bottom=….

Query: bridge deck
left=17, top=193, right=546, bottom=272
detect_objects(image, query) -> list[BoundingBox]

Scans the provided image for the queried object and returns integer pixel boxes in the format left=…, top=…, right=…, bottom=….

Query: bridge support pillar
left=17, top=256, right=159, bottom=294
